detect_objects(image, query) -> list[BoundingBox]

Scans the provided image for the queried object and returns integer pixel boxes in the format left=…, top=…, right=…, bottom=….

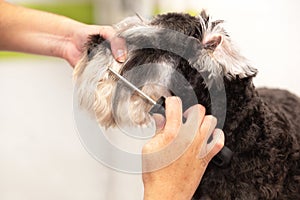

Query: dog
left=74, top=11, right=300, bottom=200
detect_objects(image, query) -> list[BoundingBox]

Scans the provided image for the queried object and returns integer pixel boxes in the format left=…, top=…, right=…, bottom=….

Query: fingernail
left=116, top=49, right=126, bottom=62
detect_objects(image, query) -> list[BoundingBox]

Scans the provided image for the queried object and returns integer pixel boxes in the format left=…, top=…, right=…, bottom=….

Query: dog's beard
left=91, top=63, right=174, bottom=128
left=112, top=83, right=172, bottom=127
left=91, top=61, right=200, bottom=128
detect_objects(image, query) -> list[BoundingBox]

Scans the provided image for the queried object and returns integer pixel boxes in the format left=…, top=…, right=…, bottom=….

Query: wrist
left=54, top=19, right=85, bottom=66
left=144, top=188, right=173, bottom=200
left=143, top=184, right=192, bottom=200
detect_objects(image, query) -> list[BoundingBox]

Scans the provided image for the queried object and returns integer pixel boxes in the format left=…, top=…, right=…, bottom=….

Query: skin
left=143, top=97, right=224, bottom=200
left=0, top=1, right=127, bottom=67
left=0, top=2, right=225, bottom=199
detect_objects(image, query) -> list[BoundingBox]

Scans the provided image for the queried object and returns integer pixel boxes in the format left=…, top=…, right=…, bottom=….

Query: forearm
left=0, top=1, right=85, bottom=59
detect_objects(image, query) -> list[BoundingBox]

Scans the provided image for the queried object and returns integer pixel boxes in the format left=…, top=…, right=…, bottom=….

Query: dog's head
left=74, top=11, right=257, bottom=128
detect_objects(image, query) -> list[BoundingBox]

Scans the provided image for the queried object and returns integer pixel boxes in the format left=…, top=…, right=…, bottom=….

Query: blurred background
left=1, top=0, right=300, bottom=199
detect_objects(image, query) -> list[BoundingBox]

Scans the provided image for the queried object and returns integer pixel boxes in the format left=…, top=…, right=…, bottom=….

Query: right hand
left=142, top=96, right=224, bottom=200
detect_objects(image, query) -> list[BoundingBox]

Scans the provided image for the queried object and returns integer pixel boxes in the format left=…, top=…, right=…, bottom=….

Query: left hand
left=64, top=25, right=127, bottom=67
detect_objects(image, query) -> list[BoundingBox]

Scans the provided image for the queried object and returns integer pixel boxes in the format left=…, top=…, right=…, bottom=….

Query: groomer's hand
left=142, top=97, right=224, bottom=200
left=0, top=1, right=127, bottom=68
left=64, top=25, right=127, bottom=66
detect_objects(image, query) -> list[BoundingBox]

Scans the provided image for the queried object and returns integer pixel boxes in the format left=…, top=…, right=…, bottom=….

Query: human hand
left=142, top=97, right=224, bottom=200
left=0, top=2, right=127, bottom=66
left=63, top=24, right=127, bottom=67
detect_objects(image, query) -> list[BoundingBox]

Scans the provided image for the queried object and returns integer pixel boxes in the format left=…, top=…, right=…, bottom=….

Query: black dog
left=74, top=11, right=300, bottom=199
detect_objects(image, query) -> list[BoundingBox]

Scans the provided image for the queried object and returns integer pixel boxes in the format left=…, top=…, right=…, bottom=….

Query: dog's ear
left=73, top=35, right=120, bottom=127
left=199, top=10, right=224, bottom=51
left=74, top=34, right=108, bottom=77
left=86, top=35, right=106, bottom=60
left=203, top=34, right=223, bottom=51
left=191, top=10, right=257, bottom=88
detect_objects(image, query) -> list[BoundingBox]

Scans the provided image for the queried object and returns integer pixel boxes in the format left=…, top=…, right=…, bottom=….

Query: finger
left=163, top=96, right=182, bottom=138
left=205, top=128, right=225, bottom=160
left=152, top=113, right=166, bottom=133
left=181, top=105, right=206, bottom=146
left=110, top=37, right=127, bottom=62
left=99, top=26, right=127, bottom=63
left=197, top=115, right=218, bottom=158
left=183, top=104, right=206, bottom=129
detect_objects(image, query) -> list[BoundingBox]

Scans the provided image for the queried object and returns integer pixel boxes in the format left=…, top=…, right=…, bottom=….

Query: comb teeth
left=108, top=68, right=157, bottom=105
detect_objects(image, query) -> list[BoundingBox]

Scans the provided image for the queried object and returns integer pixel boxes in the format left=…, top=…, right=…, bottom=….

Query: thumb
left=110, top=37, right=127, bottom=63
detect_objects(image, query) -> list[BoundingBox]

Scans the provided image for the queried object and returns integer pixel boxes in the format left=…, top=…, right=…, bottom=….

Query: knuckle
left=164, top=131, right=177, bottom=142
left=142, top=144, right=151, bottom=154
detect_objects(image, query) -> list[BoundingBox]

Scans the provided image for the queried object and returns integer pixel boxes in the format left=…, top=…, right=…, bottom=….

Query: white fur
left=112, top=62, right=174, bottom=127
left=191, top=13, right=257, bottom=88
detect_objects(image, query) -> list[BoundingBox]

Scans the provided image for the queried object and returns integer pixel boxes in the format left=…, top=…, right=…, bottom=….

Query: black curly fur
left=86, top=12, right=300, bottom=200
left=150, top=13, right=300, bottom=199
left=158, top=13, right=300, bottom=199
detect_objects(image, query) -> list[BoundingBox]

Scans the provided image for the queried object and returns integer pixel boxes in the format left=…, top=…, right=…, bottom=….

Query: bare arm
left=0, top=1, right=126, bottom=67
